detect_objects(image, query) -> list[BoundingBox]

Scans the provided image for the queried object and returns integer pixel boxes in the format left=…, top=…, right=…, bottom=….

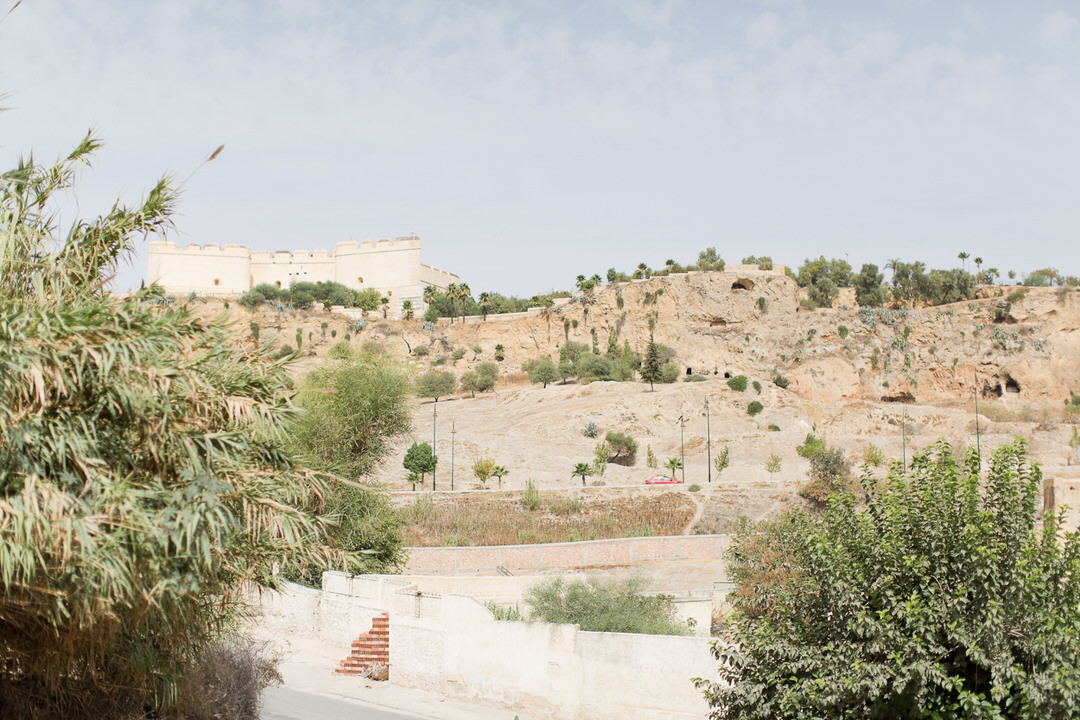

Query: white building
left=146, top=236, right=459, bottom=316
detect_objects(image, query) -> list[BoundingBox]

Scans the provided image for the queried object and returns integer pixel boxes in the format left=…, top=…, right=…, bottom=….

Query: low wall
left=389, top=574, right=714, bottom=635
left=387, top=588, right=717, bottom=720
left=404, top=534, right=728, bottom=573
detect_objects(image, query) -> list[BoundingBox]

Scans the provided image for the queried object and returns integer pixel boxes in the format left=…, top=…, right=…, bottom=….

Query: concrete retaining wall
left=404, top=534, right=728, bottom=573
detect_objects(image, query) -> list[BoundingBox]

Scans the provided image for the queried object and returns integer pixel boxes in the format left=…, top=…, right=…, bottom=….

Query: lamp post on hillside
left=678, top=414, right=687, bottom=484
left=705, top=396, right=712, bottom=484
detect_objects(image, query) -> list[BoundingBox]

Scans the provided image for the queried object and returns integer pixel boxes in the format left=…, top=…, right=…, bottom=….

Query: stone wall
left=146, top=236, right=459, bottom=315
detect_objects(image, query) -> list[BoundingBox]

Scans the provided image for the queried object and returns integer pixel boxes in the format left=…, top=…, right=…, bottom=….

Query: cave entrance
left=1005, top=376, right=1020, bottom=394
left=731, top=278, right=755, bottom=291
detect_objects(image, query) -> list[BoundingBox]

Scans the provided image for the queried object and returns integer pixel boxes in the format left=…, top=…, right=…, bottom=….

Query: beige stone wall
left=146, top=236, right=459, bottom=314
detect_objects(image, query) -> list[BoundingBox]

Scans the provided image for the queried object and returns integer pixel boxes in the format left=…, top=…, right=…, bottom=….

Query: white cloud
left=1039, top=10, right=1078, bottom=51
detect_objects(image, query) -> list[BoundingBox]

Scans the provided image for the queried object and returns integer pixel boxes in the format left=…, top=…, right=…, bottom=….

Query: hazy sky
left=1, top=0, right=1078, bottom=296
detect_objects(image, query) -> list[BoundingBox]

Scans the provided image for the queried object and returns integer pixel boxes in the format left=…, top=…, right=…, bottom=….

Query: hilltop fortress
left=146, top=236, right=459, bottom=315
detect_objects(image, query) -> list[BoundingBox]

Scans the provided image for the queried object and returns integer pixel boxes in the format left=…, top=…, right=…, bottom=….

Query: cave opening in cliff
left=881, top=392, right=916, bottom=404
left=731, top=278, right=754, bottom=291
left=1005, top=376, right=1020, bottom=394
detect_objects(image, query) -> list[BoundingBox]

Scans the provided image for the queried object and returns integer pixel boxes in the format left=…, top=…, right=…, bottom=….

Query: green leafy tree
left=403, top=442, right=436, bottom=488
left=529, top=355, right=562, bottom=388
left=641, top=333, right=663, bottom=391
left=474, top=361, right=499, bottom=392
left=0, top=134, right=352, bottom=716
left=764, top=453, right=783, bottom=474
left=714, top=446, right=730, bottom=475
left=604, top=431, right=638, bottom=466
left=572, top=462, right=595, bottom=487
left=293, top=350, right=413, bottom=480
left=592, top=442, right=609, bottom=477
left=459, top=370, right=480, bottom=397
left=472, top=457, right=496, bottom=488
left=699, top=439, right=1080, bottom=720
left=415, top=370, right=456, bottom=401
left=250, top=320, right=260, bottom=348
left=854, top=263, right=888, bottom=307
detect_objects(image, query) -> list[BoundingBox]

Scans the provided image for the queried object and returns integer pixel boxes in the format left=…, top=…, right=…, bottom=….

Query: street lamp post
left=705, top=396, right=712, bottom=484
left=678, top=414, right=686, bottom=484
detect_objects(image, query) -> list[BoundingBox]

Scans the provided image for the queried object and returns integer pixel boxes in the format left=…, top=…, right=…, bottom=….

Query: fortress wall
left=147, top=241, right=251, bottom=295
left=147, top=236, right=459, bottom=316
left=250, top=249, right=335, bottom=288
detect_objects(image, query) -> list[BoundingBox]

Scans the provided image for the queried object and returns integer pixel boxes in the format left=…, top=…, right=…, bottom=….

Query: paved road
left=262, top=686, right=424, bottom=720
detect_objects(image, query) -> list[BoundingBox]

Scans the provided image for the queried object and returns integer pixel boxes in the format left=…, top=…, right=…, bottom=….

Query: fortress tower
left=146, top=236, right=459, bottom=316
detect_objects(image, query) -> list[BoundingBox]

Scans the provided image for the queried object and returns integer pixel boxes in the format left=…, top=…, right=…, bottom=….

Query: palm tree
left=478, top=292, right=491, bottom=321
left=590, top=273, right=602, bottom=287
left=402, top=299, right=414, bottom=321
left=458, top=283, right=472, bottom=321
left=958, top=252, right=970, bottom=272
left=664, top=457, right=683, bottom=477
left=492, top=465, right=508, bottom=487
left=974, top=257, right=983, bottom=279
left=445, top=283, right=458, bottom=323
left=885, top=258, right=901, bottom=286
left=423, top=285, right=438, bottom=317
left=576, top=274, right=587, bottom=292
left=380, top=295, right=389, bottom=318
left=572, top=462, right=595, bottom=487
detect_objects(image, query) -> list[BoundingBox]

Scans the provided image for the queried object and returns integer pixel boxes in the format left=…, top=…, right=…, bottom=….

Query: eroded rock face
left=414, top=274, right=1078, bottom=408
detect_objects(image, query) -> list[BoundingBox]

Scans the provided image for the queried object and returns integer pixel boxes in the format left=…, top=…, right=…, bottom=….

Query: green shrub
left=747, top=401, right=764, bottom=417
left=727, top=375, right=748, bottom=392
left=838, top=324, right=849, bottom=339
left=413, top=345, right=429, bottom=356
left=796, top=433, right=826, bottom=459
left=862, top=443, right=885, bottom=467
left=684, top=374, right=706, bottom=382
left=714, top=447, right=730, bottom=475
left=772, top=373, right=789, bottom=389
left=1066, top=391, right=1080, bottom=413
left=273, top=344, right=295, bottom=360
left=660, top=363, right=681, bottom=383
left=752, top=380, right=762, bottom=394
left=432, top=357, right=446, bottom=366
left=485, top=601, right=525, bottom=622
left=583, top=421, right=600, bottom=438
left=798, top=447, right=855, bottom=505
left=525, top=575, right=690, bottom=635
left=767, top=424, right=780, bottom=432
left=237, top=289, right=266, bottom=308
left=472, top=345, right=483, bottom=354
left=452, top=348, right=466, bottom=361
left=689, top=484, right=702, bottom=492
left=327, top=341, right=354, bottom=360
left=521, top=481, right=542, bottom=511
left=1007, top=290, right=1026, bottom=302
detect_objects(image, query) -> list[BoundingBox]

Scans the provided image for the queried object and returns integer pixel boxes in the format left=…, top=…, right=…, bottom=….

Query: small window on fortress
left=387, top=291, right=392, bottom=296
left=213, top=278, right=220, bottom=286
left=357, top=276, right=364, bottom=284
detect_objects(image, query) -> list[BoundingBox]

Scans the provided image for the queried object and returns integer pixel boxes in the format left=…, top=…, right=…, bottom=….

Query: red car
left=645, top=474, right=683, bottom=485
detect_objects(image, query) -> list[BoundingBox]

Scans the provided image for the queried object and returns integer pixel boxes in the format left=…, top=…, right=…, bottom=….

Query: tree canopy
left=699, top=439, right=1080, bottom=719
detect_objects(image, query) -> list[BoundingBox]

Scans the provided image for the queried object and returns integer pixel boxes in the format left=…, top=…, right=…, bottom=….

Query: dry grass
left=399, top=490, right=694, bottom=546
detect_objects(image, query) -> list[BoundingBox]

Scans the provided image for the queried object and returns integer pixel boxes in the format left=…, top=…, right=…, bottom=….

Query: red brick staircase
left=336, top=612, right=389, bottom=676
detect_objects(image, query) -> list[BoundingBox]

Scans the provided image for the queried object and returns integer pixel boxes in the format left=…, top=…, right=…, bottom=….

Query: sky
left=1, top=0, right=1078, bottom=296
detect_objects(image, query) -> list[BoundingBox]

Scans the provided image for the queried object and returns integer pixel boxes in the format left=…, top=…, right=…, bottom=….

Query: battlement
left=147, top=236, right=459, bottom=316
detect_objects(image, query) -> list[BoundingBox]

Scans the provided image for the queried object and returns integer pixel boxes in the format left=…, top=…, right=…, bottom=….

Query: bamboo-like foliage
left=0, top=136, right=343, bottom=717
